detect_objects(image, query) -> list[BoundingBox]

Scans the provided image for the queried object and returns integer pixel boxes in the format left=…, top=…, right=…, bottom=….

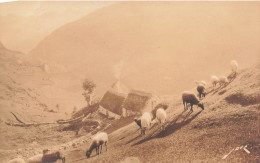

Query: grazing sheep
left=156, top=108, right=166, bottom=130
left=140, top=112, right=152, bottom=135
left=211, top=75, right=219, bottom=87
left=42, top=151, right=65, bottom=163
left=151, top=103, right=169, bottom=120
left=219, top=76, right=229, bottom=87
left=182, top=91, right=204, bottom=112
left=197, top=85, right=206, bottom=99
left=86, top=132, right=108, bottom=158
left=230, top=60, right=238, bottom=74
left=5, top=158, right=25, bottom=163
left=26, top=154, right=43, bottom=163
left=201, top=80, right=207, bottom=86
left=195, top=80, right=207, bottom=87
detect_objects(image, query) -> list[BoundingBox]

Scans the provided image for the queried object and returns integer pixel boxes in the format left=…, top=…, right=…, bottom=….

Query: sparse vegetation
left=82, top=79, right=96, bottom=106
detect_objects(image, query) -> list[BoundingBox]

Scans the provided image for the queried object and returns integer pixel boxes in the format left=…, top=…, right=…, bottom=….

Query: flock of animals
left=133, top=60, right=238, bottom=136
left=4, top=60, right=238, bottom=162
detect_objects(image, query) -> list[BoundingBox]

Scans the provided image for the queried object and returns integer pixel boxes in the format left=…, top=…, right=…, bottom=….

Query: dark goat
left=42, top=151, right=65, bottom=163
left=182, top=91, right=204, bottom=112
left=197, top=85, right=206, bottom=99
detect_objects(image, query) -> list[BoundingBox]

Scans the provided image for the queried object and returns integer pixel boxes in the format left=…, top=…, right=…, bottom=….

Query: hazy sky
left=0, top=1, right=115, bottom=53
left=0, top=1, right=115, bottom=17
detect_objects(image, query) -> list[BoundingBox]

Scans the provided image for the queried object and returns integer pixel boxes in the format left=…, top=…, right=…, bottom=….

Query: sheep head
left=134, top=118, right=141, bottom=128
left=43, top=149, right=49, bottom=154
left=198, top=103, right=204, bottom=110
left=86, top=150, right=91, bottom=158
left=56, top=152, right=61, bottom=158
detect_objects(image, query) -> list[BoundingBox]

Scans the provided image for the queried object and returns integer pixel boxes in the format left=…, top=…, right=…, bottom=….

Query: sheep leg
left=158, top=121, right=161, bottom=130
left=161, top=123, right=164, bottom=130
left=100, top=144, right=102, bottom=153
left=105, top=142, right=107, bottom=151
left=162, top=123, right=165, bottom=130
left=190, top=104, right=193, bottom=112
left=183, top=101, right=186, bottom=111
left=96, top=146, right=100, bottom=155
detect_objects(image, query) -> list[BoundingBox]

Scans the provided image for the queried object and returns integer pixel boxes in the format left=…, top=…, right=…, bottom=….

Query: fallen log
left=56, top=114, right=85, bottom=124
left=5, top=122, right=57, bottom=127
left=6, top=112, right=87, bottom=127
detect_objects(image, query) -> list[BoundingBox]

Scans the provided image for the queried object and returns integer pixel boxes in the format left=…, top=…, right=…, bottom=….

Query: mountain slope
left=0, top=41, right=63, bottom=121
left=0, top=42, right=86, bottom=161
left=0, top=1, right=113, bottom=53
left=0, top=40, right=87, bottom=120
left=29, top=2, right=260, bottom=95
left=64, top=62, right=260, bottom=162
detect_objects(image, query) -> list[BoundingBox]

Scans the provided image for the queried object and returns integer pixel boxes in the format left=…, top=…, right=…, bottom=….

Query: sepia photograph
left=0, top=1, right=259, bottom=162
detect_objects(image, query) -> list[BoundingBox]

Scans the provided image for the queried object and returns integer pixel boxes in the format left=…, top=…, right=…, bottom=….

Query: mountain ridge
left=29, top=2, right=260, bottom=95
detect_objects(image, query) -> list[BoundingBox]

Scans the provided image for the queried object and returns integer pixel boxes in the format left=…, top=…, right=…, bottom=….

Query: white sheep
left=86, top=132, right=108, bottom=158
left=26, top=154, right=43, bottom=163
left=219, top=76, right=229, bottom=87
left=182, top=91, right=204, bottom=112
left=140, top=112, right=152, bottom=135
left=201, top=80, right=207, bottom=86
left=156, top=108, right=166, bottom=130
left=5, top=158, right=25, bottom=163
left=211, top=75, right=219, bottom=87
left=195, top=80, right=207, bottom=87
left=230, top=60, right=238, bottom=74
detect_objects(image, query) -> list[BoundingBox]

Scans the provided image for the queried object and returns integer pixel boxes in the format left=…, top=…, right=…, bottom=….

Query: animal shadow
left=125, top=129, right=143, bottom=145
left=132, top=110, right=202, bottom=146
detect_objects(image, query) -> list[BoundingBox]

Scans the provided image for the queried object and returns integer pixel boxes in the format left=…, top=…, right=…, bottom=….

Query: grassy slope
left=65, top=63, right=260, bottom=163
